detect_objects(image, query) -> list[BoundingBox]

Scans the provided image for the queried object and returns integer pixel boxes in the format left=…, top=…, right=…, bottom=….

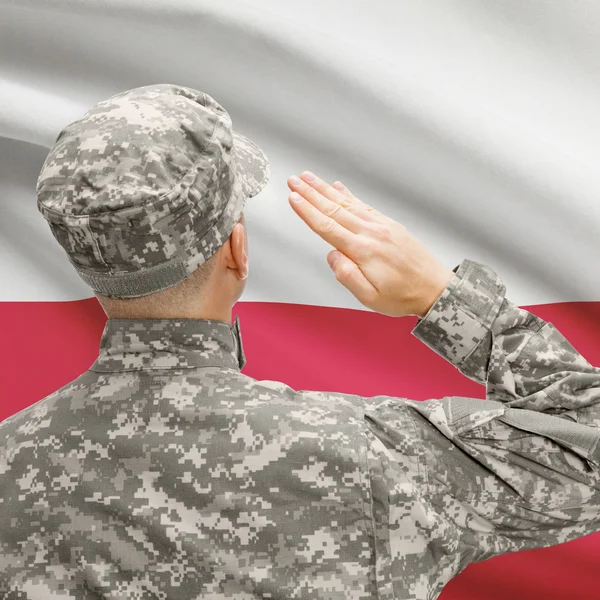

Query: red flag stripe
left=2, top=299, right=600, bottom=600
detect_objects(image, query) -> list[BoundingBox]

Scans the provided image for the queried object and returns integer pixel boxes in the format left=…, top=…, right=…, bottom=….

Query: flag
left=2, top=2, right=599, bottom=598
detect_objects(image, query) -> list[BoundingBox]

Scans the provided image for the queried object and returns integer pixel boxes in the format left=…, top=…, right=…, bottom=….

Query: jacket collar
left=90, top=314, right=246, bottom=373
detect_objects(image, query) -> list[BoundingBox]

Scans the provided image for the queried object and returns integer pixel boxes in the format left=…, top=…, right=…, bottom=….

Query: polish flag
left=2, top=2, right=600, bottom=599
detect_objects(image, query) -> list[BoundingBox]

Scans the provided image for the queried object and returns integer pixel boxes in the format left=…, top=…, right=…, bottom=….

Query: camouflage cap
left=36, top=83, right=270, bottom=298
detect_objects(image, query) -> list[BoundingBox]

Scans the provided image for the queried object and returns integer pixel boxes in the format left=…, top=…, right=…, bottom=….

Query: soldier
left=1, top=83, right=599, bottom=600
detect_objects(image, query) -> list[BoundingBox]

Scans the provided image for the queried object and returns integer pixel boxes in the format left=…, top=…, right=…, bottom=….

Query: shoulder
left=227, top=371, right=366, bottom=419
left=0, top=370, right=100, bottom=437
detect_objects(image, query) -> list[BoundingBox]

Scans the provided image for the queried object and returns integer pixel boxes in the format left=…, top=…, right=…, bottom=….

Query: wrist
left=417, top=268, right=455, bottom=318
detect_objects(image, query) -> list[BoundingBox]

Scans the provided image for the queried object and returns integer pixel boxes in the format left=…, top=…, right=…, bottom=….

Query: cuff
left=411, top=259, right=506, bottom=367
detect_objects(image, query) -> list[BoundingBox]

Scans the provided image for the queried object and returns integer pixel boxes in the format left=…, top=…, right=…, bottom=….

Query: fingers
left=298, top=172, right=380, bottom=222
left=287, top=174, right=368, bottom=235
left=333, top=180, right=384, bottom=223
left=332, top=181, right=353, bottom=197
left=287, top=170, right=388, bottom=267
left=326, top=250, right=378, bottom=307
left=288, top=188, right=359, bottom=258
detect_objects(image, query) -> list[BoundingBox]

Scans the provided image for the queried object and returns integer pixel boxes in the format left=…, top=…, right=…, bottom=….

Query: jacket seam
left=356, top=422, right=382, bottom=599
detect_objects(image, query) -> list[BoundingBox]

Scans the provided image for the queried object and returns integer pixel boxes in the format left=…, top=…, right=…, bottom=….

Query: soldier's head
left=36, top=84, right=269, bottom=321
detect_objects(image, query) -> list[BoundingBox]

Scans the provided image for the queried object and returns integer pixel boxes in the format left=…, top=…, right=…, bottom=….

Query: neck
left=101, top=299, right=234, bottom=325
left=180, top=306, right=233, bottom=324
left=107, top=308, right=233, bottom=324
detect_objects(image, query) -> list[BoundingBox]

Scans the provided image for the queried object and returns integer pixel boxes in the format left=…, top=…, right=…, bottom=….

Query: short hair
left=95, top=253, right=218, bottom=318
left=95, top=213, right=243, bottom=319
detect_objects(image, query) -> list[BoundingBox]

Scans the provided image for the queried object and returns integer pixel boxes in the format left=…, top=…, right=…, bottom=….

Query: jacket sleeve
left=362, top=258, right=600, bottom=597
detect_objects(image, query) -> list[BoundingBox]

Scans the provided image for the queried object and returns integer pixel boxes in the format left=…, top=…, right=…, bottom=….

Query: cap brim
left=232, top=131, right=270, bottom=198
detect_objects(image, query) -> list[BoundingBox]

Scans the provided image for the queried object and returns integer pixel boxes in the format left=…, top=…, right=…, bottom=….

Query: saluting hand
left=287, top=171, right=455, bottom=319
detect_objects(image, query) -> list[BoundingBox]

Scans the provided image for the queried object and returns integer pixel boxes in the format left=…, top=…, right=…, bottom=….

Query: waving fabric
left=1, top=2, right=599, bottom=599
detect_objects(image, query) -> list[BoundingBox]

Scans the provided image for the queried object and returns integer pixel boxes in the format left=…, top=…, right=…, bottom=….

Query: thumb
left=326, top=250, right=377, bottom=306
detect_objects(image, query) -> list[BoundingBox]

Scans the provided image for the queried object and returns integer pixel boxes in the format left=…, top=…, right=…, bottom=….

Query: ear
left=227, top=218, right=248, bottom=280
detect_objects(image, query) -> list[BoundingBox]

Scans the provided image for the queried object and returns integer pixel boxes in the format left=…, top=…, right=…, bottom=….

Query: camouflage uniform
left=2, top=85, right=600, bottom=599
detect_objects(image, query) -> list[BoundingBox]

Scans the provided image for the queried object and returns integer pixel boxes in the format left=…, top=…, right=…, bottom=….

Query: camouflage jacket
left=2, top=258, right=600, bottom=600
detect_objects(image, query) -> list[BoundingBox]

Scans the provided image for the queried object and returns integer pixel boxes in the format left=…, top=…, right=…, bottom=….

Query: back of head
left=94, top=233, right=219, bottom=319
left=36, top=84, right=269, bottom=309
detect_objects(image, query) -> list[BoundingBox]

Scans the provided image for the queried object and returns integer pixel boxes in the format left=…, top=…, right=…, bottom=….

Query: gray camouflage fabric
left=2, top=258, right=600, bottom=599
left=36, top=84, right=270, bottom=299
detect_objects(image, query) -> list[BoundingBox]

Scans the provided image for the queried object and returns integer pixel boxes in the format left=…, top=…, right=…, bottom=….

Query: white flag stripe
left=1, top=0, right=599, bottom=304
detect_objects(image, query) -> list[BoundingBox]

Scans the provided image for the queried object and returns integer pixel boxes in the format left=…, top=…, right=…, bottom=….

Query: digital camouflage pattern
left=36, top=84, right=270, bottom=299
left=1, top=258, right=600, bottom=599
